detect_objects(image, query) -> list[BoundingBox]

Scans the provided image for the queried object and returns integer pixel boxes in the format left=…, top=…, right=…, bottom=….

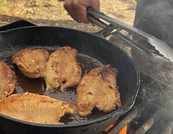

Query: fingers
left=74, top=3, right=90, bottom=23
left=64, top=0, right=78, bottom=21
left=64, top=0, right=100, bottom=24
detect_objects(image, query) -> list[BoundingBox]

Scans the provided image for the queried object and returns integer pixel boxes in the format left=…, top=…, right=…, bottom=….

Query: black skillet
left=0, top=20, right=140, bottom=134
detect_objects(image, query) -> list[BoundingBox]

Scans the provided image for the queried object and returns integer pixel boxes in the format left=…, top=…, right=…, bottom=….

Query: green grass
left=0, top=7, right=10, bottom=14
left=0, top=0, right=53, bottom=5
left=0, top=0, right=14, bottom=2
left=0, top=0, right=57, bottom=14
left=132, top=0, right=136, bottom=3
left=131, top=0, right=136, bottom=3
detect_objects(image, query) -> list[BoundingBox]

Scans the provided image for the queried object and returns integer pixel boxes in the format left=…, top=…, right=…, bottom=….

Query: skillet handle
left=0, top=20, right=35, bottom=32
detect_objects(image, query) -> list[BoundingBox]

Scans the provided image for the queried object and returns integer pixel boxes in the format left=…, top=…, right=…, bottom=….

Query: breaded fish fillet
left=0, top=93, right=75, bottom=124
left=44, top=46, right=82, bottom=91
left=76, top=65, right=122, bottom=117
left=0, top=61, right=17, bottom=100
left=12, top=48, right=49, bottom=78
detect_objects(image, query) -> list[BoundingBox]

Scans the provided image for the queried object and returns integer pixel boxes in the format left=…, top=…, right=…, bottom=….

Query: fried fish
left=12, top=48, right=49, bottom=78
left=0, top=92, right=75, bottom=124
left=0, top=61, right=17, bottom=100
left=76, top=65, right=122, bottom=117
left=44, top=46, right=82, bottom=91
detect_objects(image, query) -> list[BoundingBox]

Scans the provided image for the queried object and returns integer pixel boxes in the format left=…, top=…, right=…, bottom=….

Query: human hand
left=64, top=0, right=100, bottom=24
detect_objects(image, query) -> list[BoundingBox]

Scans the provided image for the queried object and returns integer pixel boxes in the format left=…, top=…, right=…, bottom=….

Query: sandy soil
left=0, top=0, right=136, bottom=33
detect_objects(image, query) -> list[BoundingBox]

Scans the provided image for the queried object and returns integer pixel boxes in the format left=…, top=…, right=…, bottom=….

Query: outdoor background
left=0, top=0, right=136, bottom=33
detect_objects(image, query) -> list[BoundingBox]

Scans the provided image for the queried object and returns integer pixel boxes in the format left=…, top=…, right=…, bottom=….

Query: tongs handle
left=87, top=7, right=151, bottom=40
left=87, top=7, right=155, bottom=58
left=87, top=7, right=173, bottom=63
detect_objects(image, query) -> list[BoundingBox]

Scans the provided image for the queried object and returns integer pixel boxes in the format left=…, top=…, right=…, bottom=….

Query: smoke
left=129, top=0, right=173, bottom=87
left=134, top=0, right=173, bottom=48
left=136, top=74, right=173, bottom=134
left=115, top=1, right=173, bottom=133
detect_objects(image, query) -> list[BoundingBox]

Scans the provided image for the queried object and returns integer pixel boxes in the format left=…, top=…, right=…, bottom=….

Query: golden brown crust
left=12, top=48, right=49, bottom=78
left=0, top=92, right=75, bottom=124
left=76, top=64, right=122, bottom=117
left=44, top=46, right=82, bottom=91
left=0, top=61, right=17, bottom=100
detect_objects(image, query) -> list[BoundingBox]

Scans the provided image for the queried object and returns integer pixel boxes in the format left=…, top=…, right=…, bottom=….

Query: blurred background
left=0, top=0, right=136, bottom=33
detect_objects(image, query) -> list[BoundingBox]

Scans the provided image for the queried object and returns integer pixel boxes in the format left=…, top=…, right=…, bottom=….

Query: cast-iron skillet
left=0, top=21, right=140, bottom=134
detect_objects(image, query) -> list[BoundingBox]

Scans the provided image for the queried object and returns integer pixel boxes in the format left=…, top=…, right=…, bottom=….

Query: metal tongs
left=87, top=7, right=173, bottom=64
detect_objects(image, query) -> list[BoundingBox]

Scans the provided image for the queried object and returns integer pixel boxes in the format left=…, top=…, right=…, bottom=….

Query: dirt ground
left=0, top=0, right=136, bottom=33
